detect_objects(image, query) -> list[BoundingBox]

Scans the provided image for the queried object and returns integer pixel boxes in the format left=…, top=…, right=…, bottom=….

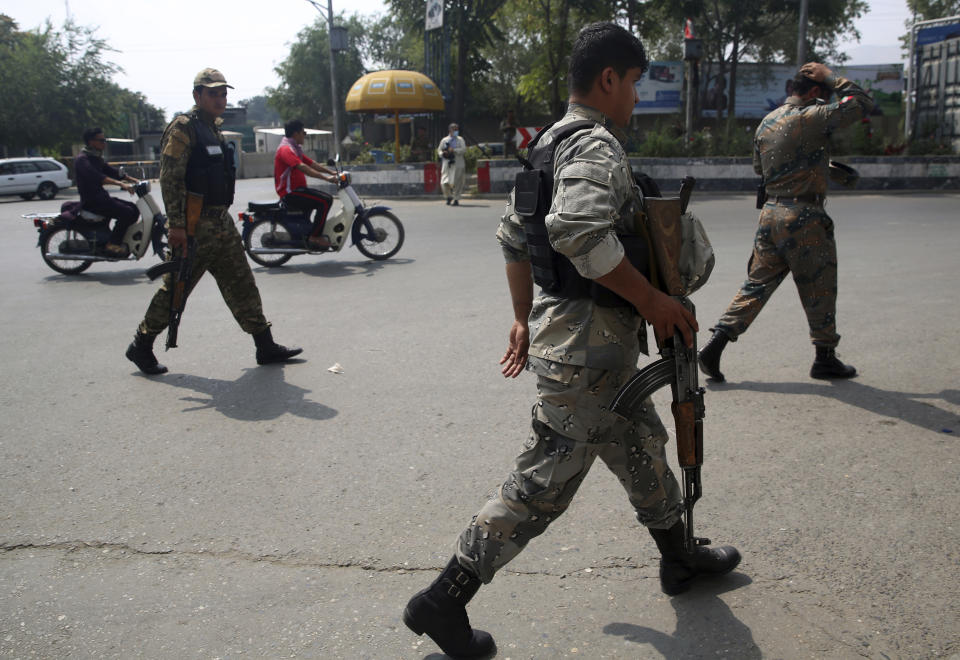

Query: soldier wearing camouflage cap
left=699, top=62, right=873, bottom=382
left=402, top=23, right=741, bottom=658
left=125, top=68, right=302, bottom=375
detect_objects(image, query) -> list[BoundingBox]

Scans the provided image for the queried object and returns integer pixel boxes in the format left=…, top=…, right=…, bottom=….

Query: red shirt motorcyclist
left=273, top=119, right=337, bottom=249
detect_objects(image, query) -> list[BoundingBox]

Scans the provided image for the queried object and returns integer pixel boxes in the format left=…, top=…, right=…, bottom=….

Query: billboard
left=700, top=63, right=903, bottom=118
left=633, top=61, right=683, bottom=114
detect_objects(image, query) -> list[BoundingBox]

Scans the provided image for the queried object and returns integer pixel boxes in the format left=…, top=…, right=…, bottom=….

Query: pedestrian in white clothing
left=437, top=123, right=467, bottom=205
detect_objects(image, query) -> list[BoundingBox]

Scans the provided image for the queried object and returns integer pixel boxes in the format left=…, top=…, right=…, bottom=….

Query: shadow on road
left=42, top=268, right=150, bottom=286
left=712, top=380, right=958, bottom=434
left=604, top=572, right=760, bottom=658
left=150, top=363, right=337, bottom=421
left=251, top=257, right=414, bottom=279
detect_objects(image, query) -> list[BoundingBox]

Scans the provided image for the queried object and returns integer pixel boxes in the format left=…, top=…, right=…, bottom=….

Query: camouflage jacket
left=497, top=103, right=646, bottom=371
left=754, top=75, right=873, bottom=197
left=159, top=107, right=227, bottom=228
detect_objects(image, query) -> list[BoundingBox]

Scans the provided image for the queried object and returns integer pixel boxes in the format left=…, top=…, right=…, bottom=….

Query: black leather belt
left=774, top=193, right=825, bottom=206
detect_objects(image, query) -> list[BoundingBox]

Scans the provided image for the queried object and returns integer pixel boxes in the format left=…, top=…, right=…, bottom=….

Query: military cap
left=193, top=68, right=234, bottom=89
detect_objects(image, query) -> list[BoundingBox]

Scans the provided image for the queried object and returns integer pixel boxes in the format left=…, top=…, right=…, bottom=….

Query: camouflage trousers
left=139, top=209, right=269, bottom=338
left=456, top=360, right=683, bottom=584
left=715, top=201, right=840, bottom=347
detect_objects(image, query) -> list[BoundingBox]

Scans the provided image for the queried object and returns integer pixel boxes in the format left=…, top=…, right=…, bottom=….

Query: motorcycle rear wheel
left=41, top=226, right=94, bottom=275
left=355, top=210, right=404, bottom=261
left=244, top=218, right=293, bottom=267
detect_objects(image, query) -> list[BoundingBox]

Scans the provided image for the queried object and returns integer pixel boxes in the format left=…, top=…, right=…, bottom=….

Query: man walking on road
left=403, top=23, right=741, bottom=659
left=698, top=62, right=873, bottom=382
left=437, top=123, right=466, bottom=206
left=125, top=68, right=302, bottom=375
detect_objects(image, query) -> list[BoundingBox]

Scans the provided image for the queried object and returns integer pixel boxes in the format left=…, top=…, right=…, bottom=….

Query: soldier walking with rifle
left=125, top=68, right=301, bottom=375
left=698, top=62, right=873, bottom=382
left=402, top=23, right=740, bottom=659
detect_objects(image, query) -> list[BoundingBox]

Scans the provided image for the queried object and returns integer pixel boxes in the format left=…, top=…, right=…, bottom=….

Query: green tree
left=385, top=0, right=507, bottom=124
left=907, top=0, right=960, bottom=19
left=267, top=13, right=367, bottom=138
left=0, top=14, right=165, bottom=155
left=655, top=0, right=866, bottom=124
left=239, top=95, right=282, bottom=126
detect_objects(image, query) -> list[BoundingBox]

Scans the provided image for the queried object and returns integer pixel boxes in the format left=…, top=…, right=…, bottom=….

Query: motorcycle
left=24, top=180, right=168, bottom=275
left=239, top=157, right=404, bottom=267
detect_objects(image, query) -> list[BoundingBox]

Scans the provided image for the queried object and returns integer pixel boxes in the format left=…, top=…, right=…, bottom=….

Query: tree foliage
left=266, top=13, right=368, bottom=137
left=907, top=0, right=960, bottom=20
left=239, top=95, right=282, bottom=126
left=0, top=14, right=165, bottom=155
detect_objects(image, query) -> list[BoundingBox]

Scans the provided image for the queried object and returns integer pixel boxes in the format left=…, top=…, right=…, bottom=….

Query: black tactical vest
left=185, top=116, right=236, bottom=206
left=513, top=120, right=650, bottom=308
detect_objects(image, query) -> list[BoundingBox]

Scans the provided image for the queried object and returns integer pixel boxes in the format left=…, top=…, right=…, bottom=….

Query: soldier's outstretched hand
left=500, top=320, right=530, bottom=378
left=648, top=291, right=699, bottom=348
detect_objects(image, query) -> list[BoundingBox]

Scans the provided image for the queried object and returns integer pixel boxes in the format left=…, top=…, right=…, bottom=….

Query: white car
left=0, top=157, right=73, bottom=201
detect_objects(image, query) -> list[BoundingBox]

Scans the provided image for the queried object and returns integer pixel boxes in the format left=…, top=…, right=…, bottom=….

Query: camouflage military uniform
left=456, top=103, right=683, bottom=584
left=714, top=75, right=873, bottom=347
left=138, top=107, right=270, bottom=338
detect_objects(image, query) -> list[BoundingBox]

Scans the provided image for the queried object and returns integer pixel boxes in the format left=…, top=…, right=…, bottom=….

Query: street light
left=306, top=0, right=343, bottom=158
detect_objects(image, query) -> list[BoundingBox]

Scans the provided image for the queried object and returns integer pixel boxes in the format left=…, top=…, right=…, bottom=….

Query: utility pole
left=306, top=0, right=341, bottom=159
left=796, top=0, right=809, bottom=65
left=326, top=0, right=340, bottom=158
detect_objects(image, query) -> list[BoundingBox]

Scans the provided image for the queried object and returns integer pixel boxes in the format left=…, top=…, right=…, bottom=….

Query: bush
left=906, top=139, right=955, bottom=156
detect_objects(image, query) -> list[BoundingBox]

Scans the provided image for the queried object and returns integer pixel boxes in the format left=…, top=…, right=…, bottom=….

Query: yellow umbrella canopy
left=345, top=70, right=445, bottom=162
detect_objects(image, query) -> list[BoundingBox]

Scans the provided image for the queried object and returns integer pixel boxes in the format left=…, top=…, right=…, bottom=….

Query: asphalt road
left=1, top=180, right=958, bottom=659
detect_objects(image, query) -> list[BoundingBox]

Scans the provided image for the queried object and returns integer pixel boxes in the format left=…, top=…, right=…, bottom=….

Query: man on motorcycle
left=75, top=128, right=141, bottom=258
left=274, top=119, right=338, bottom=249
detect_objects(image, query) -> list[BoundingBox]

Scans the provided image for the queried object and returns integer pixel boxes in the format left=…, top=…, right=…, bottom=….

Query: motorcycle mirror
left=327, top=158, right=335, bottom=166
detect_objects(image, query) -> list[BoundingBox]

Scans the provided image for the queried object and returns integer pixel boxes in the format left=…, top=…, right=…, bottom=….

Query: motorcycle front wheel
left=355, top=211, right=404, bottom=261
left=41, top=226, right=94, bottom=275
left=244, top=218, right=293, bottom=267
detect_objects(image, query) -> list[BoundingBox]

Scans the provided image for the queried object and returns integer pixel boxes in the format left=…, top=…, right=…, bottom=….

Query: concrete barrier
left=228, top=155, right=960, bottom=198
left=478, top=155, right=960, bottom=195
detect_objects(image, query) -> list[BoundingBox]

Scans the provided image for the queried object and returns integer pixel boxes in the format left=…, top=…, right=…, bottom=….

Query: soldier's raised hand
left=799, top=62, right=831, bottom=83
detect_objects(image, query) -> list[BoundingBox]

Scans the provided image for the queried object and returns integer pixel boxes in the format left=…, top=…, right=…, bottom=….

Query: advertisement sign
left=916, top=21, right=960, bottom=46
left=700, top=63, right=903, bottom=118
left=425, top=0, right=443, bottom=31
left=633, top=61, right=683, bottom=114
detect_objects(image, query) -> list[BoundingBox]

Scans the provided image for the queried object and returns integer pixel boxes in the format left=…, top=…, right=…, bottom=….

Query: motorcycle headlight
left=339, top=172, right=351, bottom=186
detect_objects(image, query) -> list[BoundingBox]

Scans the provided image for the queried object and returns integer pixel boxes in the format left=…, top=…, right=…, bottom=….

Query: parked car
left=0, top=157, right=72, bottom=200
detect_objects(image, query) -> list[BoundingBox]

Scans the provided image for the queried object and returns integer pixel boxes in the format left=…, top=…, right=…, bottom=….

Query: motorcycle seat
left=79, top=209, right=107, bottom=221
left=247, top=200, right=283, bottom=211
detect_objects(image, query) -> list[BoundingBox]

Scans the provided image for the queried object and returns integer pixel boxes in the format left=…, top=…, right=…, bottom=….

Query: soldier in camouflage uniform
left=699, top=62, right=873, bottom=382
left=125, top=68, right=301, bottom=375
left=402, top=24, right=741, bottom=659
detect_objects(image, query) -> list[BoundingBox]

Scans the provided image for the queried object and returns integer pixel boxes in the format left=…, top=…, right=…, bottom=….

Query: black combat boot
left=403, top=556, right=496, bottom=659
left=649, top=521, right=741, bottom=595
left=810, top=346, right=857, bottom=379
left=253, top=328, right=303, bottom=365
left=125, top=332, right=168, bottom=375
left=698, top=330, right=730, bottom=382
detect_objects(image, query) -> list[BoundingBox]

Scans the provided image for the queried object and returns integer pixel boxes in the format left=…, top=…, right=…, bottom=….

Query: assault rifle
left=610, top=176, right=709, bottom=553
left=145, top=192, right=202, bottom=350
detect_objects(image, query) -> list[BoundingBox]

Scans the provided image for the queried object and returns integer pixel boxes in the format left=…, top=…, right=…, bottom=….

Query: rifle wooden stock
left=672, top=400, right=702, bottom=468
